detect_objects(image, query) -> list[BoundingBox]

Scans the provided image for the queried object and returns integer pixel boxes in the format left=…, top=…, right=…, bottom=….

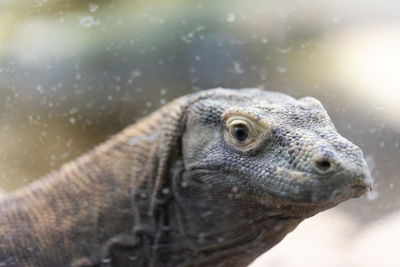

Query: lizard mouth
left=264, top=169, right=373, bottom=207
left=185, top=167, right=372, bottom=208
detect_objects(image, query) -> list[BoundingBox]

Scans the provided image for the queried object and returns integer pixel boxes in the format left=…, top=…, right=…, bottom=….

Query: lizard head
left=179, top=88, right=373, bottom=216
left=169, top=88, right=373, bottom=264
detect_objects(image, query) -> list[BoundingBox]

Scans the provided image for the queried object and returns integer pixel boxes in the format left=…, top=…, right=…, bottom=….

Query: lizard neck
left=0, top=110, right=166, bottom=265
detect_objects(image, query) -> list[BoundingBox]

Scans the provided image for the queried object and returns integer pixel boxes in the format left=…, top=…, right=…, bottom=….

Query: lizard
left=0, top=88, right=373, bottom=267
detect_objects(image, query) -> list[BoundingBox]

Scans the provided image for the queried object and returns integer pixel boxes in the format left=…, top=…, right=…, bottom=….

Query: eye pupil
left=233, top=125, right=248, bottom=142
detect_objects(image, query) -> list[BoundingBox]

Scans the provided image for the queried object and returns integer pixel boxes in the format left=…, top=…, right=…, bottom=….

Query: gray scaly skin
left=0, top=88, right=373, bottom=267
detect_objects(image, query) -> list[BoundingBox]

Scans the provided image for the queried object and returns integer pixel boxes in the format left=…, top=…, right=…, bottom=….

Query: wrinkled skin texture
left=0, top=88, right=372, bottom=267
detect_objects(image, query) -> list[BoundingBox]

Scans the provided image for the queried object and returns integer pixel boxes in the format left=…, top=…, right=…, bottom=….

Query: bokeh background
left=0, top=0, right=399, bottom=266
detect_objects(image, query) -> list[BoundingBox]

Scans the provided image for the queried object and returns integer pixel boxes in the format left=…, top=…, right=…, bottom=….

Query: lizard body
left=0, top=88, right=372, bottom=266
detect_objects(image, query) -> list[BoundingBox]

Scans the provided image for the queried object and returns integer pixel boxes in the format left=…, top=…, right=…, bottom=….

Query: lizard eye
left=226, top=116, right=259, bottom=147
left=230, top=124, right=249, bottom=143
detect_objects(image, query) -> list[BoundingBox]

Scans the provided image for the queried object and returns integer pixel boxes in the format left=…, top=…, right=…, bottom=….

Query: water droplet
left=366, top=189, right=379, bottom=201
left=373, top=101, right=385, bottom=110
left=226, top=13, right=236, bottom=23
left=80, top=16, right=100, bottom=28
left=89, top=3, right=99, bottom=13
left=160, top=88, right=167, bottom=95
left=275, top=66, right=288, bottom=73
left=131, top=70, right=142, bottom=78
left=332, top=17, right=342, bottom=24
left=128, top=256, right=138, bottom=261
left=162, top=188, right=170, bottom=194
left=198, top=232, right=206, bottom=242
left=102, top=258, right=112, bottom=264
left=233, top=61, right=244, bottom=74
left=201, top=210, right=213, bottom=217
left=275, top=46, right=293, bottom=54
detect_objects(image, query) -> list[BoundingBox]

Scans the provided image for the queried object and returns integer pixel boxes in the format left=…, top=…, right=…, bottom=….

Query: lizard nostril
left=314, top=158, right=332, bottom=172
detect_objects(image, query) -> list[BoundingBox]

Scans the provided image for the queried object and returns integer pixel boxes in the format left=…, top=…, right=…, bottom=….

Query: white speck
left=366, top=189, right=379, bottom=201
left=181, top=181, right=188, bottom=188
left=69, top=117, right=76, bottom=124
left=201, top=210, right=213, bottom=217
left=275, top=46, right=293, bottom=54
left=232, top=186, right=238, bottom=193
left=80, top=16, right=100, bottom=28
left=162, top=188, right=170, bottom=194
left=365, top=155, right=376, bottom=172
left=332, top=17, right=342, bottom=24
left=89, top=3, right=99, bottom=12
left=75, top=74, right=81, bottom=80
left=131, top=70, right=142, bottom=79
left=262, top=38, right=269, bottom=44
left=373, top=101, right=385, bottom=110
left=195, top=55, right=201, bottom=61
left=69, top=107, right=78, bottom=114
left=107, top=95, right=113, bottom=101
left=102, top=258, right=112, bottom=264
left=198, top=232, right=206, bottom=242
left=389, top=183, right=394, bottom=189
left=160, top=88, right=167, bottom=95
left=181, top=26, right=206, bottom=43
left=226, top=13, right=236, bottom=23
left=36, top=85, right=44, bottom=94
left=128, top=256, right=138, bottom=261
left=275, top=66, right=288, bottom=73
left=233, top=61, right=244, bottom=74
left=128, top=131, right=159, bottom=146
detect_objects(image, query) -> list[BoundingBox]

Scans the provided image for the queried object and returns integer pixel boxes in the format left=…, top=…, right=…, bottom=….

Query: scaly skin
left=0, top=88, right=372, bottom=267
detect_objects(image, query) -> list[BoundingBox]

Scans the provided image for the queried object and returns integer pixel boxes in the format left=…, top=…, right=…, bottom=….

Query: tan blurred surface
left=251, top=206, right=400, bottom=267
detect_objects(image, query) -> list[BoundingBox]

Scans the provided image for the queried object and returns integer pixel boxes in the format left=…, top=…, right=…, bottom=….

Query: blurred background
left=0, top=0, right=399, bottom=266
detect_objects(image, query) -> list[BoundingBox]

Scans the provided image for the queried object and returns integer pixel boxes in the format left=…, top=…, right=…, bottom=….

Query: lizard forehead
left=193, top=89, right=334, bottom=131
